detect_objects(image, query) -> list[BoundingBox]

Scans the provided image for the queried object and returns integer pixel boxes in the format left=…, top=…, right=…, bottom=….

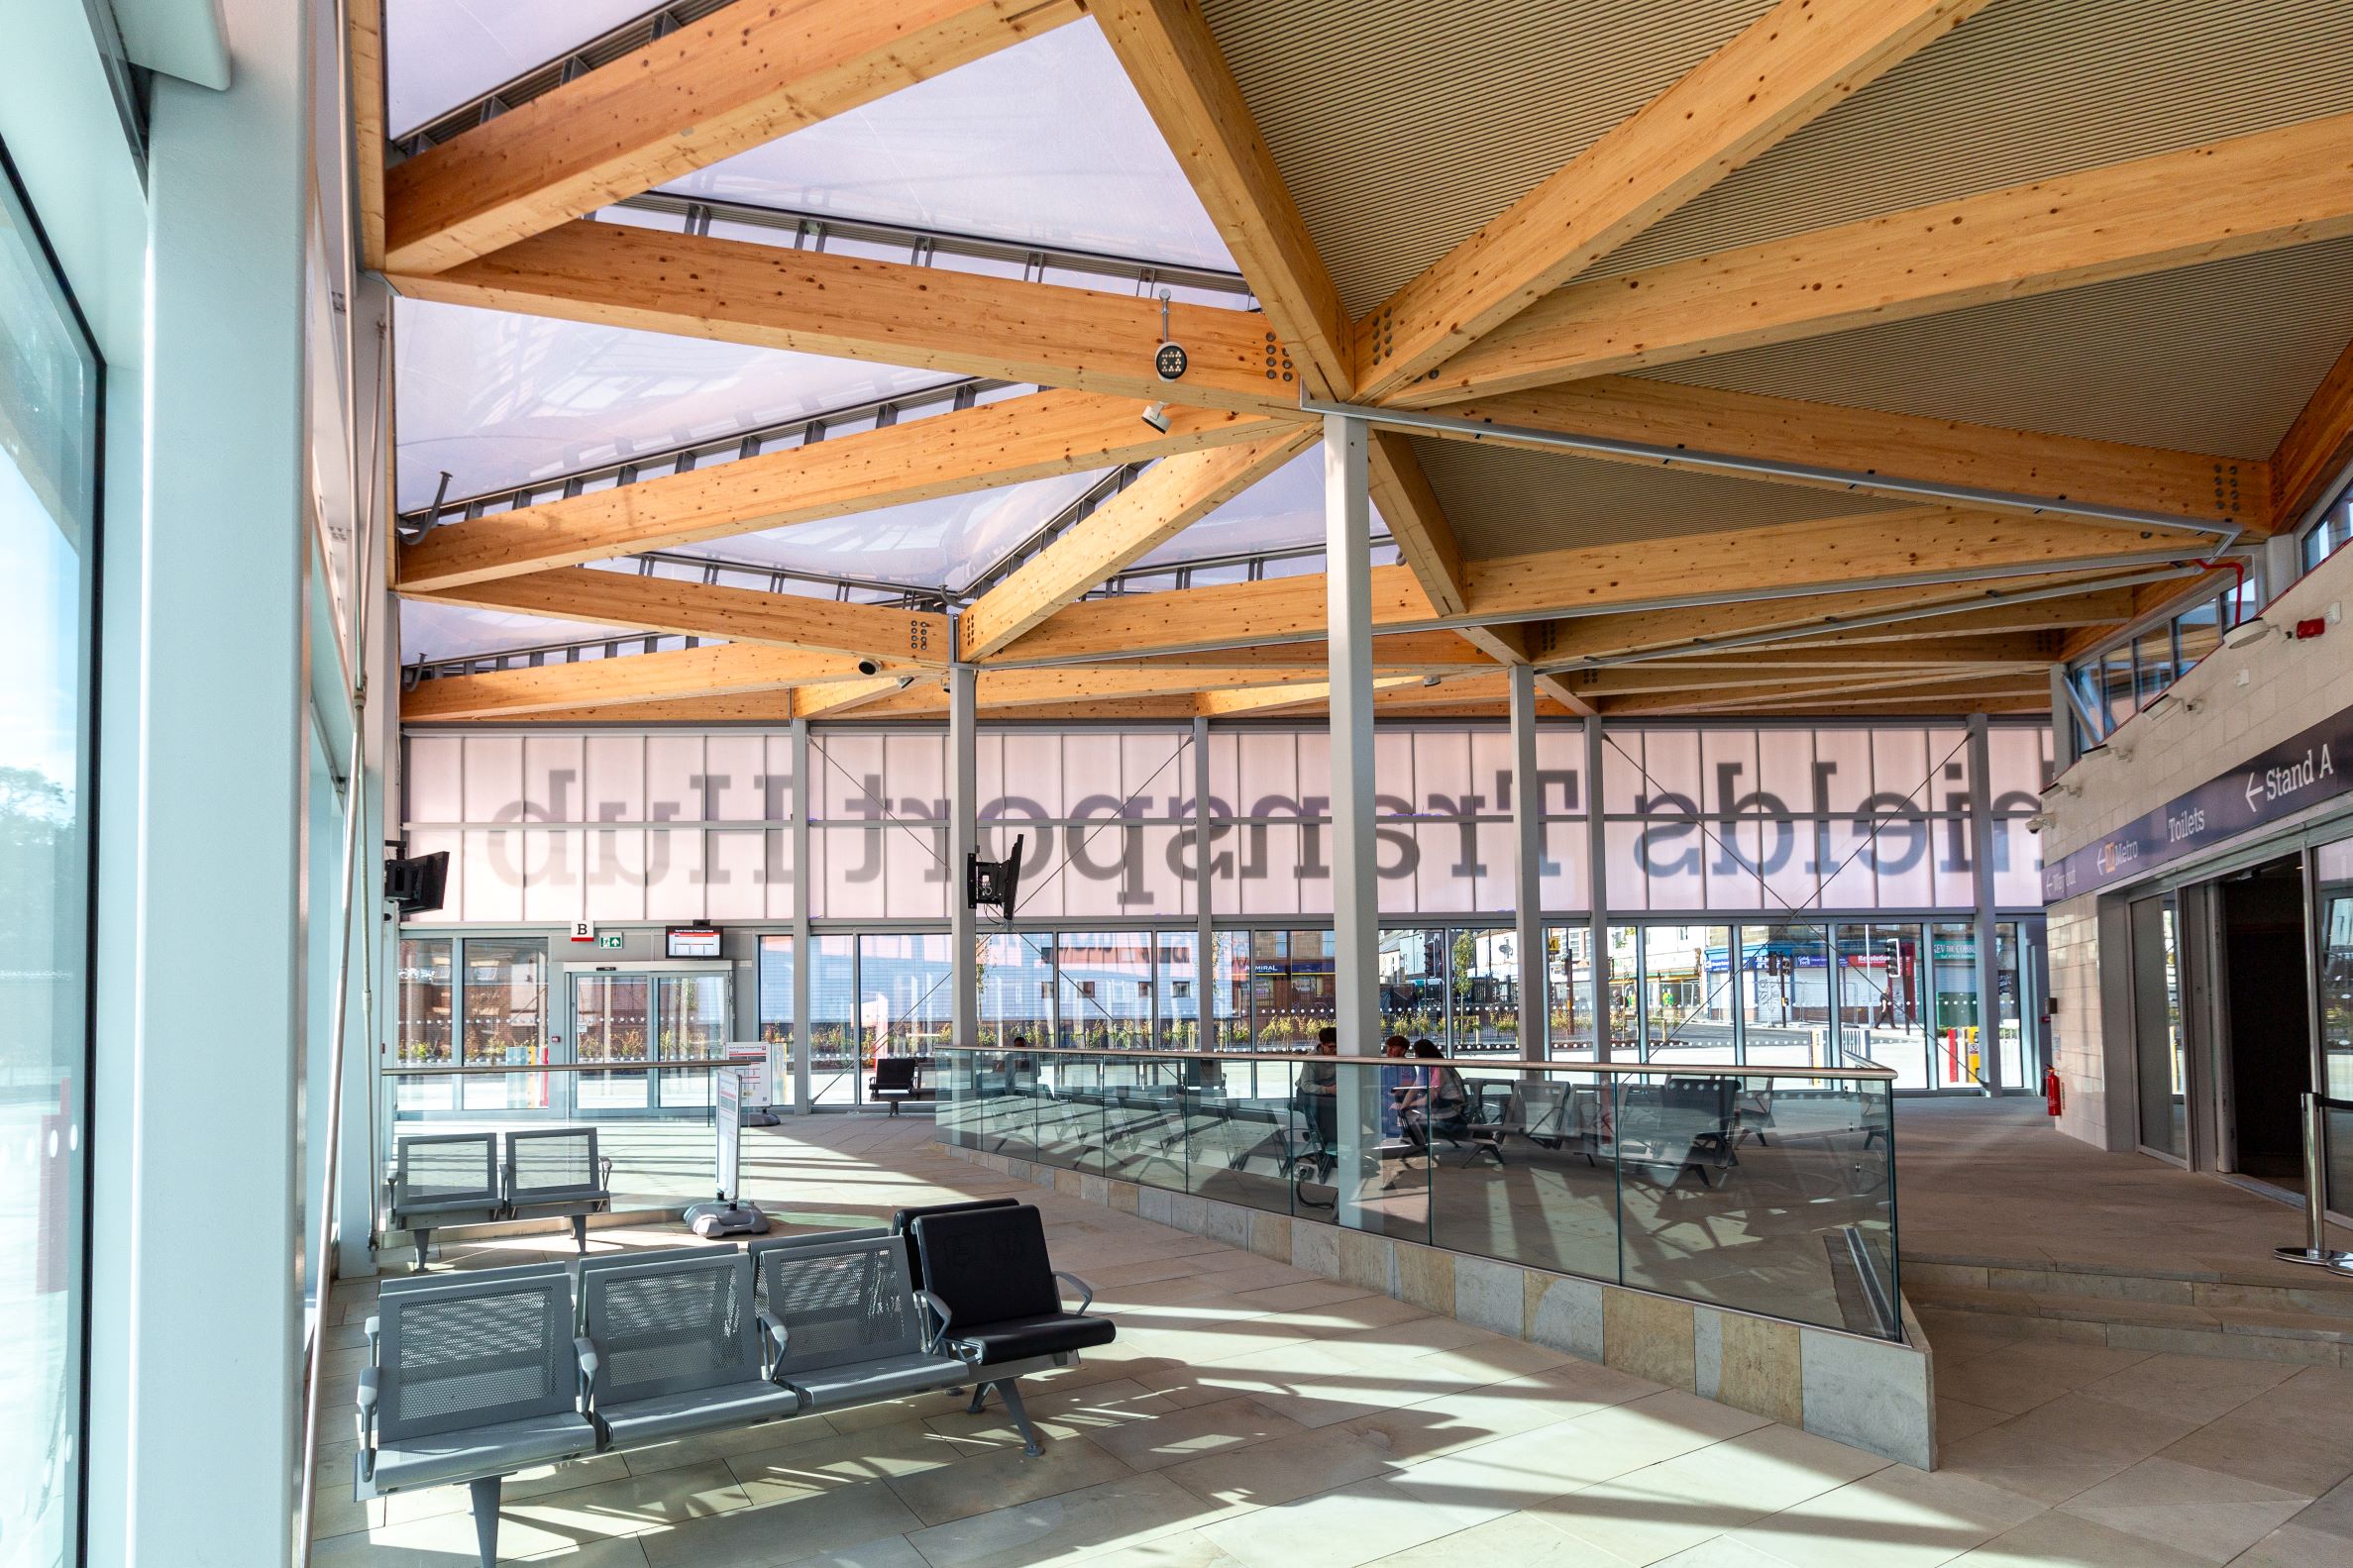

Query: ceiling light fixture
left=2223, top=617, right=2274, bottom=650
left=1140, top=401, right=1170, bottom=434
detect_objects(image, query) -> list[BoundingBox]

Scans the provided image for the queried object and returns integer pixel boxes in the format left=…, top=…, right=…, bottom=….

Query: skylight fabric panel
left=659, top=470, right=1110, bottom=592
left=385, top=0, right=651, bottom=135
left=398, top=597, right=639, bottom=664
left=658, top=20, right=1235, bottom=272
left=1134, top=450, right=1390, bottom=569
left=393, top=297, right=958, bottom=510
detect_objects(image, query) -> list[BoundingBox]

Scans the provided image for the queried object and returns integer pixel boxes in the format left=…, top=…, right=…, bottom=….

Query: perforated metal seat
left=387, top=1132, right=505, bottom=1271
left=579, top=1252, right=800, bottom=1447
left=357, top=1269, right=595, bottom=1568
left=504, top=1127, right=613, bottom=1253
left=755, top=1234, right=966, bottom=1411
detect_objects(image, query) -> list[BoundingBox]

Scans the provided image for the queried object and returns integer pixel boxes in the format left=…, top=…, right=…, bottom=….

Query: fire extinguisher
left=2044, top=1066, right=2064, bottom=1117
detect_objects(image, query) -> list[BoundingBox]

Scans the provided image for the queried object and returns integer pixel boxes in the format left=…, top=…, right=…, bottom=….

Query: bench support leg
left=469, top=1475, right=501, bottom=1568
left=413, top=1227, right=432, bottom=1272
left=966, top=1384, right=988, bottom=1414
left=995, top=1379, right=1042, bottom=1457
left=571, top=1212, right=589, bottom=1255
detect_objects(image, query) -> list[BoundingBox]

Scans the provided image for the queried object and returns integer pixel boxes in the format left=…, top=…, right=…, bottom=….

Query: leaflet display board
left=713, top=1068, right=740, bottom=1202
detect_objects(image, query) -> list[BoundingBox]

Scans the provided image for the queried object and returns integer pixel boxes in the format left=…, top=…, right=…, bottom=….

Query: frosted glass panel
left=703, top=735, right=769, bottom=820
left=464, top=830, right=523, bottom=923
left=521, top=829, right=582, bottom=924
left=705, top=831, right=769, bottom=921
left=645, top=736, right=703, bottom=822
left=522, top=735, right=584, bottom=822
left=584, top=829, right=645, bottom=922
left=407, top=736, right=462, bottom=822
left=585, top=735, right=645, bottom=822
left=643, top=828, right=701, bottom=920
left=462, top=737, right=521, bottom=824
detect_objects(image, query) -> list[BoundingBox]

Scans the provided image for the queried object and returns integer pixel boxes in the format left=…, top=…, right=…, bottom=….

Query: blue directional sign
left=2042, top=703, right=2353, bottom=901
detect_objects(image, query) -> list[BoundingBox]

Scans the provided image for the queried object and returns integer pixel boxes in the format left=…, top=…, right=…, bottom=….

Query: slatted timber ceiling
left=1634, top=238, right=2353, bottom=461
left=1410, top=438, right=1897, bottom=561
left=1197, top=0, right=1779, bottom=316
left=1591, top=0, right=2353, bottom=277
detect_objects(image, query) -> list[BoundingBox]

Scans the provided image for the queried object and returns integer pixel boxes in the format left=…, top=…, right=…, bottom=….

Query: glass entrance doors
left=568, top=968, right=731, bottom=1114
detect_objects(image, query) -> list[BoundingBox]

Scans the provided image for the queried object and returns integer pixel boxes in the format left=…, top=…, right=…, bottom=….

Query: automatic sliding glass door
left=573, top=973, right=651, bottom=1112
left=568, top=967, right=730, bottom=1115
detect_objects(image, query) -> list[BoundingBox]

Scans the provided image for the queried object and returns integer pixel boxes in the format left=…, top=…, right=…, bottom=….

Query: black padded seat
left=911, top=1204, right=1115, bottom=1367
left=891, top=1197, right=1019, bottom=1286
left=947, top=1310, right=1116, bottom=1365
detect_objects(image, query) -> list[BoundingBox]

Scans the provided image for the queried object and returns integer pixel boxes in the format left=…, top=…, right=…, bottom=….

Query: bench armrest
left=1052, top=1272, right=1096, bottom=1314
left=573, top=1335, right=601, bottom=1406
left=911, top=1289, right=954, bottom=1355
left=364, top=1314, right=380, bottom=1354
left=355, top=1367, right=378, bottom=1451
left=757, top=1309, right=790, bottom=1378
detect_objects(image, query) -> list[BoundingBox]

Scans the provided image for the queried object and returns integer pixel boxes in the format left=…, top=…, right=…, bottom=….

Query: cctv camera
left=1140, top=400, right=1170, bottom=434
left=856, top=658, right=880, bottom=677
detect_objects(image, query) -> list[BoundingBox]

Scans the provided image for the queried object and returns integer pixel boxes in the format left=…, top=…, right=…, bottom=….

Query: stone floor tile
left=1943, top=1508, right=2211, bottom=1567
left=1160, top=1420, right=1400, bottom=1510
left=883, top=1432, right=1133, bottom=1527
left=1362, top=1510, right=1634, bottom=1567
left=1541, top=1423, right=1890, bottom=1567
left=1086, top=1395, right=1307, bottom=1473
left=902, top=1469, right=1233, bottom=1568
left=1196, top=1475, right=1507, bottom=1568
left=1716, top=1462, right=2045, bottom=1568
left=638, top=1477, right=925, bottom=1568
left=1930, top=1341, right=2151, bottom=1416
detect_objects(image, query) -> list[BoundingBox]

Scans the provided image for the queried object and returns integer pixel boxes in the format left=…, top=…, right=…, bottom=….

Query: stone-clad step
left=1902, top=1253, right=2353, bottom=1367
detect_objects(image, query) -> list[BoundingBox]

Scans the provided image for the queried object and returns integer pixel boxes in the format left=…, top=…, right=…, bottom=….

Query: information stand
left=684, top=1069, right=769, bottom=1236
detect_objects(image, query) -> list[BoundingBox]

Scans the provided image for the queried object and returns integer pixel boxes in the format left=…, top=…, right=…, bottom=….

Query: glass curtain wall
left=1928, top=922, right=1986, bottom=1090
left=460, top=938, right=548, bottom=1109
left=1738, top=923, right=1831, bottom=1068
left=1055, top=930, right=1152, bottom=1049
left=1545, top=926, right=1596, bottom=1059
left=395, top=936, right=455, bottom=1110
left=0, top=152, right=101, bottom=1565
left=1836, top=923, right=1931, bottom=1088
left=808, top=934, right=858, bottom=1105
left=756, top=935, right=795, bottom=1107
left=977, top=930, right=1055, bottom=1052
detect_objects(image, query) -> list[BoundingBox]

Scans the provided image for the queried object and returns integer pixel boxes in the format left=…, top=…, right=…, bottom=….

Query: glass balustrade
left=937, top=1045, right=1901, bottom=1339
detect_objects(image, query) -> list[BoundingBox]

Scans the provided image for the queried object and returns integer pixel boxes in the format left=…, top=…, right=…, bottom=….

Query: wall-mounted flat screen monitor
left=667, top=925, right=721, bottom=959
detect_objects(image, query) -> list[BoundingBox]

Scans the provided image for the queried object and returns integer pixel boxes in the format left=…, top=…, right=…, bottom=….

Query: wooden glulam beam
left=1599, top=666, right=2020, bottom=715
left=1092, top=0, right=1347, bottom=395
left=405, top=569, right=953, bottom=666
left=1196, top=676, right=1424, bottom=717
left=400, top=645, right=886, bottom=720
left=1353, top=0, right=1994, bottom=400
left=1443, top=378, right=2271, bottom=532
left=2272, top=336, right=2353, bottom=532
left=351, top=0, right=386, bottom=271
left=396, top=389, right=1284, bottom=591
left=794, top=675, right=920, bottom=719
left=1366, top=430, right=1469, bottom=618
left=999, top=510, right=2200, bottom=664
left=381, top=0, right=1082, bottom=274
left=390, top=221, right=1305, bottom=416
left=959, top=426, right=1315, bottom=659
left=1122, top=631, right=1500, bottom=670
left=422, top=692, right=799, bottom=725
left=1401, top=111, right=2353, bottom=407
left=1533, top=575, right=2142, bottom=665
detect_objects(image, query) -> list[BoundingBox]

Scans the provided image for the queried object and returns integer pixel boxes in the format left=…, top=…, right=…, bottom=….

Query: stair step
left=1902, top=1255, right=2353, bottom=1318
left=1908, top=1281, right=2353, bottom=1367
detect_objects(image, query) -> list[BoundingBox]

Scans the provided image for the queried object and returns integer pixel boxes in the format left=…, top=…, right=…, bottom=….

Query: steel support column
left=1510, top=666, right=1548, bottom=1057
left=791, top=718, right=813, bottom=1111
left=1326, top=415, right=1376, bottom=1224
left=1194, top=714, right=1216, bottom=1047
left=949, top=661, right=979, bottom=1057
left=1970, top=715, right=2002, bottom=1093
left=1585, top=716, right=1613, bottom=1060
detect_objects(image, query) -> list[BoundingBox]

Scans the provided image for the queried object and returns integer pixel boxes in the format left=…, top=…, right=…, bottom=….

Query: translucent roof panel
left=394, top=296, right=958, bottom=511
left=385, top=0, right=651, bottom=135
left=399, top=597, right=640, bottom=665
left=660, top=20, right=1235, bottom=272
left=1135, top=450, right=1388, bottom=569
left=658, top=470, right=1110, bottom=594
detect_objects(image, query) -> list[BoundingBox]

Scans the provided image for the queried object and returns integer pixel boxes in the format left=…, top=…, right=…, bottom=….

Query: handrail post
left=2275, top=1092, right=2351, bottom=1267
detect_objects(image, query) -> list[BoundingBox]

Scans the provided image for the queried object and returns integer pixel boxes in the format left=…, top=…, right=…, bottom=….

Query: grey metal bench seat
left=578, top=1251, right=801, bottom=1447
left=756, top=1234, right=969, bottom=1411
left=504, top=1126, right=614, bottom=1253
left=384, top=1132, right=504, bottom=1268
left=356, top=1266, right=596, bottom=1568
left=386, top=1127, right=614, bottom=1270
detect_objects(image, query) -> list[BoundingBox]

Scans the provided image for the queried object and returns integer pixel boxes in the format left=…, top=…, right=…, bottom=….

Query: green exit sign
left=598, top=934, right=624, bottom=950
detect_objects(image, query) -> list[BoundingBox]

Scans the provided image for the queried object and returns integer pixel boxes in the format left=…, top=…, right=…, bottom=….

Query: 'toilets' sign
left=2042, top=704, right=2353, bottom=902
